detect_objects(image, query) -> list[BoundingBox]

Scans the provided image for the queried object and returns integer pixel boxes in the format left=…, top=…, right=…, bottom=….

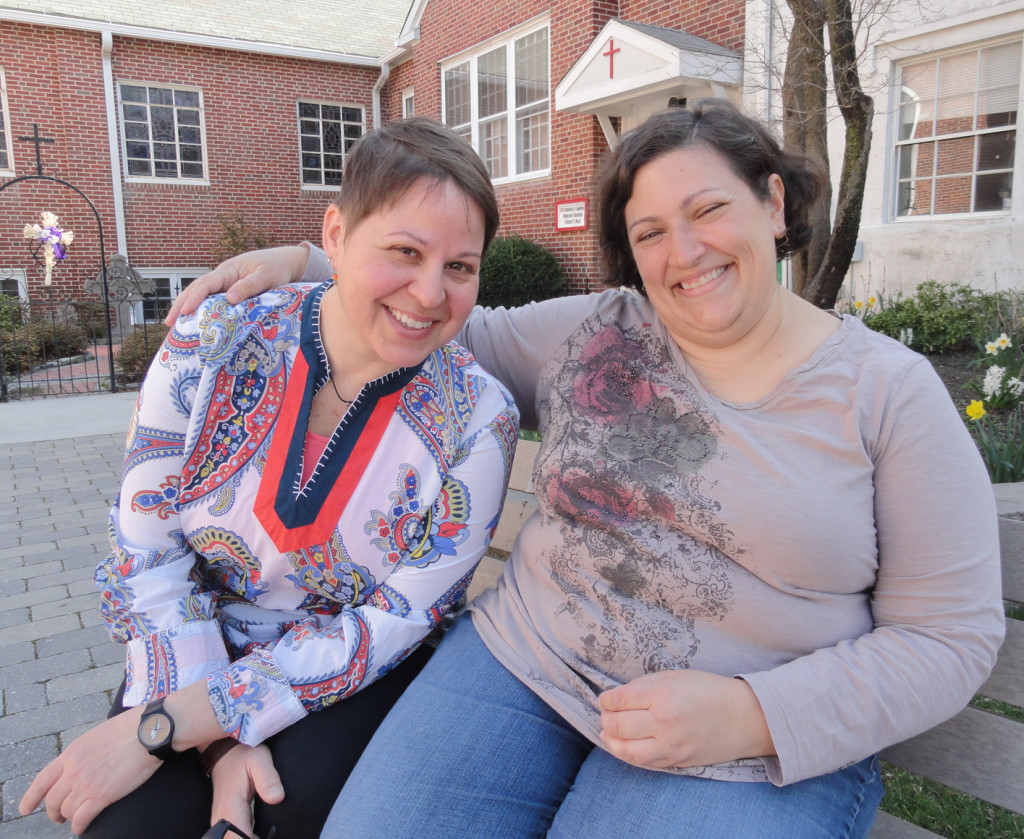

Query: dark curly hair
left=597, top=99, right=826, bottom=293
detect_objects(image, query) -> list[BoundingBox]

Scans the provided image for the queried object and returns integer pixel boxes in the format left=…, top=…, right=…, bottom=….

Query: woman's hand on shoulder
left=209, top=742, right=284, bottom=836
left=164, top=245, right=311, bottom=325
left=598, top=670, right=775, bottom=770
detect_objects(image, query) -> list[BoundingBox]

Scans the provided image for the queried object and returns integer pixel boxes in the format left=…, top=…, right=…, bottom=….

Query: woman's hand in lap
left=598, top=670, right=775, bottom=770
left=209, top=742, right=284, bottom=836
left=164, top=245, right=310, bottom=324
left=18, top=705, right=160, bottom=834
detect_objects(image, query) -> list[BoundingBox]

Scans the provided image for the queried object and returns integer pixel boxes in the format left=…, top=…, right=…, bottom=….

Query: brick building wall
left=1, top=2, right=748, bottom=302
left=382, top=0, right=746, bottom=293
left=0, top=23, right=116, bottom=303
left=0, top=20, right=379, bottom=302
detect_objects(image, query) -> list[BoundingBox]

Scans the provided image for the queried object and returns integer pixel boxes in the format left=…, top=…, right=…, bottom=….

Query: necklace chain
left=329, top=377, right=352, bottom=405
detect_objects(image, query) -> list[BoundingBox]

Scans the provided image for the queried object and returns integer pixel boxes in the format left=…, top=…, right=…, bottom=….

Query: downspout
left=372, top=61, right=391, bottom=129
left=101, top=30, right=127, bottom=257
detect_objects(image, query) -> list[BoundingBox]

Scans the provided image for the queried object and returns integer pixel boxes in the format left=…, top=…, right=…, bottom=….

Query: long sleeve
left=741, top=357, right=1005, bottom=784
left=96, top=314, right=231, bottom=703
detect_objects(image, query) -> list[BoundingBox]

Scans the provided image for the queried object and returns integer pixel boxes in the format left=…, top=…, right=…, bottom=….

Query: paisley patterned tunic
left=96, top=283, right=518, bottom=745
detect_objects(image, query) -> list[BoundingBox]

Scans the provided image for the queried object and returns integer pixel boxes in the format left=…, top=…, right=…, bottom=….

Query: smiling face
left=322, top=176, right=485, bottom=381
left=624, top=144, right=787, bottom=353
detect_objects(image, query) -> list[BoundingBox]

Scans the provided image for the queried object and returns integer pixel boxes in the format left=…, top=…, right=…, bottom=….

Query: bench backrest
left=872, top=516, right=1024, bottom=836
left=485, top=440, right=1024, bottom=835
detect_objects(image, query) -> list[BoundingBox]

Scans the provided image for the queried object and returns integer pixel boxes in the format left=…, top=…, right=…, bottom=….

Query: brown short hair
left=597, top=99, right=826, bottom=293
left=333, top=117, right=499, bottom=256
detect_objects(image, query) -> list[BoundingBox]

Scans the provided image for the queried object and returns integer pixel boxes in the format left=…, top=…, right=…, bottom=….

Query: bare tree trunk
left=781, top=0, right=831, bottom=298
left=803, top=0, right=874, bottom=309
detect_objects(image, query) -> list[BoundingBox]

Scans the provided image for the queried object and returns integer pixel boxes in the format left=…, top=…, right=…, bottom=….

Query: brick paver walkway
left=1, top=432, right=126, bottom=838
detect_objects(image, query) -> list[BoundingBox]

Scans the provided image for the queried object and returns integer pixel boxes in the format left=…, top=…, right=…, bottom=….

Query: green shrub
left=31, top=319, right=89, bottom=361
left=116, top=325, right=169, bottom=383
left=0, top=314, right=88, bottom=375
left=863, top=281, right=993, bottom=354
left=477, top=235, right=565, bottom=309
left=0, top=294, right=26, bottom=331
left=212, top=208, right=276, bottom=262
left=72, top=301, right=111, bottom=340
left=0, top=329, right=36, bottom=375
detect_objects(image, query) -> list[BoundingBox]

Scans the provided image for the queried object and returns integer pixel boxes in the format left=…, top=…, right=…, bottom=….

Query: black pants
left=82, top=644, right=433, bottom=839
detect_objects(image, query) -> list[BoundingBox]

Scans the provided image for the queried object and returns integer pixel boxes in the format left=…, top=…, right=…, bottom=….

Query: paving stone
left=44, top=527, right=90, bottom=544
left=30, top=594, right=97, bottom=623
left=54, top=534, right=106, bottom=552
left=45, top=664, right=122, bottom=705
left=34, top=626, right=110, bottom=659
left=89, top=643, right=124, bottom=670
left=0, top=642, right=34, bottom=669
left=2, top=651, right=92, bottom=691
left=60, top=549, right=105, bottom=574
left=0, top=587, right=68, bottom=615
left=66, top=578, right=100, bottom=599
left=17, top=556, right=63, bottom=575
left=0, top=579, right=26, bottom=599
left=0, top=693, right=111, bottom=746
left=0, top=543, right=53, bottom=562
left=27, top=569, right=93, bottom=592
left=0, top=615, right=79, bottom=648
left=0, top=736, right=58, bottom=789
left=3, top=683, right=47, bottom=716
left=0, top=609, right=29, bottom=632
left=78, top=610, right=105, bottom=629
left=0, top=809, right=69, bottom=838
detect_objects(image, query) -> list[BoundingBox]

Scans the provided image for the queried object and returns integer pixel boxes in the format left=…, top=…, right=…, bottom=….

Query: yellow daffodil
left=966, top=400, right=986, bottom=421
left=986, top=341, right=1000, bottom=355
left=854, top=300, right=864, bottom=311
left=996, top=333, right=1012, bottom=349
left=867, top=295, right=878, bottom=309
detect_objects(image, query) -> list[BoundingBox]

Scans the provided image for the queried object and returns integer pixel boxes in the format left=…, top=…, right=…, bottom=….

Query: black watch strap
left=137, top=696, right=176, bottom=761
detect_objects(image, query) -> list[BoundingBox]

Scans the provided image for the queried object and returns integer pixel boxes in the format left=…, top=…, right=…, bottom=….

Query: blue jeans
left=322, top=615, right=884, bottom=839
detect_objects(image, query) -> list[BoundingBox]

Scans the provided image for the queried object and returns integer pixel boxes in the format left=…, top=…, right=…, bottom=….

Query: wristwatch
left=137, top=696, right=176, bottom=760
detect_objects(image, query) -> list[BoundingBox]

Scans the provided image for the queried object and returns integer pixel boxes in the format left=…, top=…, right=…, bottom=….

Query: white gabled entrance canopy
left=555, top=19, right=743, bottom=146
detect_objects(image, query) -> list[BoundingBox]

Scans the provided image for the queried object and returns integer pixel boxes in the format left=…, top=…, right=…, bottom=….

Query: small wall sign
left=556, top=199, right=588, bottom=231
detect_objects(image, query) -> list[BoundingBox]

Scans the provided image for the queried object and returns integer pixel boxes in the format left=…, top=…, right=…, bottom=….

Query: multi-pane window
left=135, top=273, right=200, bottom=323
left=443, top=24, right=550, bottom=181
left=0, top=70, right=13, bottom=173
left=299, top=102, right=363, bottom=187
left=403, top=90, right=415, bottom=119
left=119, top=84, right=205, bottom=180
left=0, top=269, right=26, bottom=300
left=895, top=40, right=1020, bottom=217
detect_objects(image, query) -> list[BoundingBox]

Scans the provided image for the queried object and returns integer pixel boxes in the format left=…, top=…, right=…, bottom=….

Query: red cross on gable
left=603, top=38, right=621, bottom=78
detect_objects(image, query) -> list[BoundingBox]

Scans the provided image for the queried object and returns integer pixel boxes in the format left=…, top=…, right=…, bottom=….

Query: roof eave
left=0, top=8, right=380, bottom=66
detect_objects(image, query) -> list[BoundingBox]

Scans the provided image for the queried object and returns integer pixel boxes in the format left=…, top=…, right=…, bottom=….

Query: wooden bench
left=467, top=439, right=1024, bottom=836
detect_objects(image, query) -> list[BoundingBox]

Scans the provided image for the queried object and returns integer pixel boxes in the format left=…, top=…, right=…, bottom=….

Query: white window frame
left=891, top=37, right=1021, bottom=220
left=0, top=69, right=14, bottom=176
left=298, top=100, right=365, bottom=190
left=132, top=270, right=204, bottom=324
left=441, top=17, right=551, bottom=184
left=117, top=81, right=209, bottom=184
left=0, top=268, right=27, bottom=300
left=402, top=88, right=415, bottom=118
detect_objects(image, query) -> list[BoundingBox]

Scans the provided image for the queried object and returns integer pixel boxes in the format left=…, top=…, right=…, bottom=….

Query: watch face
left=140, top=712, right=173, bottom=748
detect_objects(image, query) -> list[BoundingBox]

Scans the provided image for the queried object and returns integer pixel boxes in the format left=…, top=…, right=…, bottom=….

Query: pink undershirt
left=301, top=431, right=330, bottom=483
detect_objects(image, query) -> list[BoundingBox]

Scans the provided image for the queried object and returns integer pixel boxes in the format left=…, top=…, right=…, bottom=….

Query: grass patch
left=880, top=764, right=1024, bottom=838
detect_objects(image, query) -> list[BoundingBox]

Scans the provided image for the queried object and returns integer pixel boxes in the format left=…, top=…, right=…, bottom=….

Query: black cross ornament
left=17, top=123, right=55, bottom=175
